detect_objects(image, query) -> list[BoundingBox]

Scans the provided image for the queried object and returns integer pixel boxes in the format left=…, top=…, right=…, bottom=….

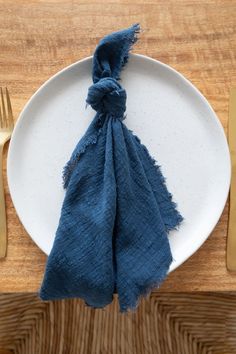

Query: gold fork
left=0, top=88, right=14, bottom=258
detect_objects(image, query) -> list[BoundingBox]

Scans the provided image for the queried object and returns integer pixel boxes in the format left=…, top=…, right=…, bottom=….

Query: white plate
left=7, top=54, right=231, bottom=272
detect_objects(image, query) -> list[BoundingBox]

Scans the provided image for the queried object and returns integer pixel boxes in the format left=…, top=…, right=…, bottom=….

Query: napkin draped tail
left=40, top=24, right=183, bottom=312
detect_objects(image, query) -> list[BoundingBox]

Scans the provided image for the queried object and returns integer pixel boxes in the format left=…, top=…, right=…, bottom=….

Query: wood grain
left=0, top=292, right=236, bottom=353
left=0, top=0, right=235, bottom=292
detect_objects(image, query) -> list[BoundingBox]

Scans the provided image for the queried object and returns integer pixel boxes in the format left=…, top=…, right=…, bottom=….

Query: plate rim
left=7, top=53, right=231, bottom=271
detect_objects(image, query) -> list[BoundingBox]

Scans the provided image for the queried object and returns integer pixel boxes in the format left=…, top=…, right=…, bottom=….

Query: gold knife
left=227, top=88, right=236, bottom=271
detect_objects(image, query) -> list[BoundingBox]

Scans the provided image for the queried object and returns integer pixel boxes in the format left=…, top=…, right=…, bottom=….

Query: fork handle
left=0, top=144, right=7, bottom=258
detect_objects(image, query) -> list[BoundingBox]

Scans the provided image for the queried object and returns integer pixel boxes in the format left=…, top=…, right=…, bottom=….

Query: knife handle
left=227, top=88, right=236, bottom=271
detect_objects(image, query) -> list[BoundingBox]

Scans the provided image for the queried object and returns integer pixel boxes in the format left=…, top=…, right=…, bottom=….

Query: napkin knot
left=86, top=77, right=126, bottom=118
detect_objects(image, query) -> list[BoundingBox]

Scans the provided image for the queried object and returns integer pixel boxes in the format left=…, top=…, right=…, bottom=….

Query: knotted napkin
left=40, top=24, right=183, bottom=312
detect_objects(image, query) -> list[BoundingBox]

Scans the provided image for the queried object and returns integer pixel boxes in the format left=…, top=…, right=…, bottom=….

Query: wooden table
left=0, top=0, right=235, bottom=293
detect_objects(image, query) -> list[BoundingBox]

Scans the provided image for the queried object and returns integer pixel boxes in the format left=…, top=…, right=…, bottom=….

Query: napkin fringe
left=131, top=131, right=184, bottom=231
left=62, top=125, right=102, bottom=189
left=118, top=23, right=140, bottom=76
left=120, top=258, right=172, bottom=313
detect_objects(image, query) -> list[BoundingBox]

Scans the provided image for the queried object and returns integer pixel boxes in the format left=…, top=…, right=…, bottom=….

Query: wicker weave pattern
left=0, top=293, right=235, bottom=354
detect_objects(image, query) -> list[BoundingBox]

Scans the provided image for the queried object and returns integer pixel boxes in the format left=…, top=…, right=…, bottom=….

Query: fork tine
left=5, top=87, right=14, bottom=127
left=0, top=87, right=6, bottom=127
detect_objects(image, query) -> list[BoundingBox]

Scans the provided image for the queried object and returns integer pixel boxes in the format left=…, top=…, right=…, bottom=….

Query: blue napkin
left=40, top=24, right=183, bottom=312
